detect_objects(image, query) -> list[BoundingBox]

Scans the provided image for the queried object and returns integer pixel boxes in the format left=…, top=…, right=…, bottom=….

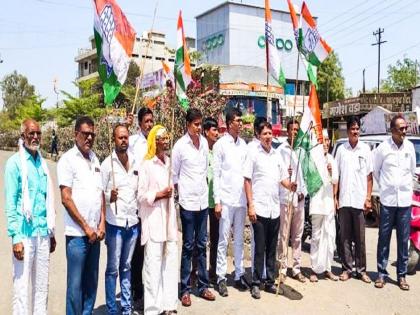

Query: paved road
left=0, top=150, right=419, bottom=315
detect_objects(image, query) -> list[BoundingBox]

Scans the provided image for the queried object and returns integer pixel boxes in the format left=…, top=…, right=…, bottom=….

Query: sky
left=1, top=0, right=420, bottom=108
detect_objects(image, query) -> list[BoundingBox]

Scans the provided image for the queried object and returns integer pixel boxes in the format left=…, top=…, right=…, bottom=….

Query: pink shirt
left=138, top=155, right=178, bottom=245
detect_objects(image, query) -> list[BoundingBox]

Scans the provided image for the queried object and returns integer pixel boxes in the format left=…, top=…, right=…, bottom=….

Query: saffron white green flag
left=294, top=84, right=328, bottom=197
left=265, top=0, right=286, bottom=88
left=300, top=1, right=332, bottom=67
left=174, top=11, right=192, bottom=110
left=93, top=0, right=136, bottom=105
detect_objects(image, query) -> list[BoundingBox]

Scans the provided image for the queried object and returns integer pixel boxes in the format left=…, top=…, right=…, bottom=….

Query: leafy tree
left=125, top=60, right=140, bottom=87
left=56, top=78, right=105, bottom=127
left=0, top=71, right=35, bottom=116
left=381, top=58, right=419, bottom=92
left=317, top=51, right=345, bottom=106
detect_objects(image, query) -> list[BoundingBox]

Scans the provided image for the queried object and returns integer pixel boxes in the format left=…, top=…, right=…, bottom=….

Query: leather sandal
left=359, top=272, right=372, bottom=284
left=309, top=273, right=318, bottom=282
left=294, top=272, right=307, bottom=283
left=339, top=272, right=351, bottom=281
left=399, top=278, right=410, bottom=291
left=324, top=271, right=339, bottom=281
left=374, top=277, right=385, bottom=289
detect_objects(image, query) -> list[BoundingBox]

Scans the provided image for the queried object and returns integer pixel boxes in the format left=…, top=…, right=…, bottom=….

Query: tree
left=0, top=71, right=35, bottom=116
left=381, top=58, right=419, bottom=92
left=317, top=51, right=345, bottom=106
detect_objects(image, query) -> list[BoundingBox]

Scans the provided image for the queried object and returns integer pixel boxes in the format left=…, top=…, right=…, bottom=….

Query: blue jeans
left=66, top=236, right=100, bottom=315
left=377, top=204, right=411, bottom=279
left=105, top=222, right=139, bottom=315
left=180, top=207, right=209, bottom=295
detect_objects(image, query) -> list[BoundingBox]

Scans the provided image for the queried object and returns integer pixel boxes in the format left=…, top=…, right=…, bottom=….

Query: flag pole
left=107, top=110, right=118, bottom=215
left=130, top=1, right=159, bottom=115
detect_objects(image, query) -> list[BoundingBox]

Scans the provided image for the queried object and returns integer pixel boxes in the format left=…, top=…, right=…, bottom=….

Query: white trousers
left=13, top=236, right=50, bottom=315
left=216, top=205, right=246, bottom=282
left=143, top=240, right=178, bottom=315
left=310, top=213, right=336, bottom=274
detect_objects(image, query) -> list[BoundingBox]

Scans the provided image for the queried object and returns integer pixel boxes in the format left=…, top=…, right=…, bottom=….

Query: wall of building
left=196, top=3, right=307, bottom=82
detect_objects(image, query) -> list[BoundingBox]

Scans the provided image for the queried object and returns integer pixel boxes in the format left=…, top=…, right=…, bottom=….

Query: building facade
left=196, top=1, right=309, bottom=122
left=75, top=31, right=195, bottom=83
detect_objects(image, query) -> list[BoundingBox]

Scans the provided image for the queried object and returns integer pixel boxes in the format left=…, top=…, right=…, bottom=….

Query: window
left=155, top=57, right=165, bottom=61
left=84, top=62, right=88, bottom=70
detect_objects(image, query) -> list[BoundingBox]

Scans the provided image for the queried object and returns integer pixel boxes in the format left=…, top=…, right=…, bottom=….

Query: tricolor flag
left=300, top=1, right=332, bottom=67
left=294, top=84, right=328, bottom=197
left=161, top=60, right=174, bottom=85
left=93, top=0, right=136, bottom=105
left=287, top=0, right=302, bottom=49
left=174, top=11, right=192, bottom=110
left=265, top=0, right=286, bottom=88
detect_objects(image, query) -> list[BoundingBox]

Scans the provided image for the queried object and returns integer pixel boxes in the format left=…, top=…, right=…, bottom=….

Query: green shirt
left=208, top=150, right=215, bottom=208
left=4, top=150, right=49, bottom=244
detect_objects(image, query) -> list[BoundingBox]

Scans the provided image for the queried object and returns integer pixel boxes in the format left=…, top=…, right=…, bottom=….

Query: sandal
left=324, top=271, right=339, bottom=281
left=339, top=272, right=351, bottom=281
left=399, top=278, right=410, bottom=291
left=359, top=272, right=372, bottom=284
left=309, top=273, right=318, bottom=283
left=374, top=277, right=385, bottom=289
left=294, top=272, right=307, bottom=283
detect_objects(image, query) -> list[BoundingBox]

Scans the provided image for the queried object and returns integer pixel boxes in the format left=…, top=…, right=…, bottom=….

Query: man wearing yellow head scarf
left=137, top=125, right=178, bottom=315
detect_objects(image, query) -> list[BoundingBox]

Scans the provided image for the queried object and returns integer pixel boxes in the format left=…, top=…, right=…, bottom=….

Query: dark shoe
left=218, top=279, right=229, bottom=297
left=374, top=276, right=385, bottom=289
left=264, top=284, right=277, bottom=294
left=234, top=276, right=250, bottom=291
left=398, top=277, right=410, bottom=291
left=251, top=286, right=261, bottom=299
left=181, top=293, right=191, bottom=307
left=200, top=289, right=216, bottom=301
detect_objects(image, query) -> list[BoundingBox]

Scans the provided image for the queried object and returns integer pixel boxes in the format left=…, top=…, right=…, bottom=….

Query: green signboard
left=258, top=35, right=293, bottom=51
left=202, top=34, right=225, bottom=51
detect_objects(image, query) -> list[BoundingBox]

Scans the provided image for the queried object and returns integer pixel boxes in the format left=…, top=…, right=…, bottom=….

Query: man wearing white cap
left=309, top=129, right=339, bottom=282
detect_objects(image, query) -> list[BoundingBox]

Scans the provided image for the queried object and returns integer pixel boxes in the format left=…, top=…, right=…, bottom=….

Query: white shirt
left=101, top=151, right=140, bottom=228
left=129, top=131, right=147, bottom=162
left=243, top=144, right=288, bottom=219
left=310, top=153, right=338, bottom=215
left=373, top=137, right=416, bottom=207
left=57, top=146, right=103, bottom=236
left=336, top=140, right=373, bottom=210
left=213, top=133, right=247, bottom=207
left=172, top=133, right=209, bottom=211
left=138, top=155, right=178, bottom=245
left=277, top=141, right=306, bottom=207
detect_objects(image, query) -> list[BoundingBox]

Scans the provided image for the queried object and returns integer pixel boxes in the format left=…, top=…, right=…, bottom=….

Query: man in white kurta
left=309, top=130, right=339, bottom=282
left=213, top=108, right=249, bottom=297
left=138, top=125, right=178, bottom=315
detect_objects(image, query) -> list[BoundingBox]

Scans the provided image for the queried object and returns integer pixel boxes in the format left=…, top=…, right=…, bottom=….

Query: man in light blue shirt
left=4, top=118, right=56, bottom=315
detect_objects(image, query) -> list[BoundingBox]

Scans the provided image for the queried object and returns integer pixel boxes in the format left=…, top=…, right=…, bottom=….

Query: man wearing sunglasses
left=4, top=119, right=56, bottom=314
left=57, top=116, right=106, bottom=315
left=373, top=115, right=416, bottom=291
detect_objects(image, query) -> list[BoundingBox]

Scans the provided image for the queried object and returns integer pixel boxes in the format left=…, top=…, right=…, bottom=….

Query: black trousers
left=252, top=215, right=280, bottom=286
left=131, top=222, right=144, bottom=300
left=339, top=207, right=366, bottom=274
left=192, top=208, right=219, bottom=281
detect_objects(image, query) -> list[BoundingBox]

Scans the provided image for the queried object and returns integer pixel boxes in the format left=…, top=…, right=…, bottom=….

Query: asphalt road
left=0, top=150, right=419, bottom=315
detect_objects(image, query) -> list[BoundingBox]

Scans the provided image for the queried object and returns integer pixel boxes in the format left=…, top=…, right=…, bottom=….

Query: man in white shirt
left=101, top=124, right=140, bottom=315
left=128, top=107, right=154, bottom=310
left=309, top=130, right=339, bottom=282
left=277, top=119, right=307, bottom=283
left=57, top=116, right=106, bottom=315
left=334, top=116, right=373, bottom=283
left=244, top=121, right=297, bottom=299
left=214, top=108, right=249, bottom=297
left=373, top=115, right=416, bottom=290
left=172, top=108, right=216, bottom=307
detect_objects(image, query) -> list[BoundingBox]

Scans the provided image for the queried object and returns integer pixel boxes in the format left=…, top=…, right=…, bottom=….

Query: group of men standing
left=4, top=106, right=416, bottom=315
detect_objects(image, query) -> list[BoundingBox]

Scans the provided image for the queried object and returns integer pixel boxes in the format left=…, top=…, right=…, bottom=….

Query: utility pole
left=362, top=69, right=366, bottom=93
left=372, top=28, right=387, bottom=93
